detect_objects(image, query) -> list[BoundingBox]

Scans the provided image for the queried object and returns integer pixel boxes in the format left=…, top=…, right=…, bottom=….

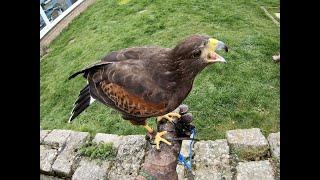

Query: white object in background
left=40, top=5, right=50, bottom=25
left=40, top=0, right=84, bottom=39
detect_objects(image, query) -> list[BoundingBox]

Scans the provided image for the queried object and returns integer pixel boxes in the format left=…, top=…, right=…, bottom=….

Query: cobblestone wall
left=40, top=128, right=280, bottom=180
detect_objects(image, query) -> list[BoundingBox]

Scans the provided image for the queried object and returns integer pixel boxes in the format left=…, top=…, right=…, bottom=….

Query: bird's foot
left=145, top=131, right=155, bottom=143
left=156, top=112, right=181, bottom=123
left=143, top=124, right=154, bottom=134
left=143, top=123, right=155, bottom=143
left=154, top=131, right=172, bottom=150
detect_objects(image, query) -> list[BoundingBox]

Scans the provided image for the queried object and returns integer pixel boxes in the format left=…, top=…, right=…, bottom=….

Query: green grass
left=77, top=142, right=117, bottom=161
left=40, top=0, right=280, bottom=140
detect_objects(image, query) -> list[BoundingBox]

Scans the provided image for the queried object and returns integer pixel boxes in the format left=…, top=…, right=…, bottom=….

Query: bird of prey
left=68, top=35, right=228, bottom=149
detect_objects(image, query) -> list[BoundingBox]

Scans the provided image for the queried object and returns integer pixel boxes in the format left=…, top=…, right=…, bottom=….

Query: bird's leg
left=154, top=131, right=172, bottom=149
left=128, top=119, right=155, bottom=141
left=142, top=122, right=172, bottom=149
left=143, top=123, right=171, bottom=149
left=143, top=123, right=154, bottom=134
left=142, top=122, right=155, bottom=141
left=156, top=112, right=181, bottom=123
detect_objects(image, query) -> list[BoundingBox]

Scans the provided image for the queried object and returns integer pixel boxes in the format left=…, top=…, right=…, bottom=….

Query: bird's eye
left=192, top=50, right=201, bottom=58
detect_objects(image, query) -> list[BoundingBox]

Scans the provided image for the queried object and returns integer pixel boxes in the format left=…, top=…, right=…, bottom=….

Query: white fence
left=40, top=0, right=84, bottom=39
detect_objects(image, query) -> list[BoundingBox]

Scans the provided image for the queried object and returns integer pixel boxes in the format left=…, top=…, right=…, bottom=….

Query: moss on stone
left=77, top=142, right=117, bottom=161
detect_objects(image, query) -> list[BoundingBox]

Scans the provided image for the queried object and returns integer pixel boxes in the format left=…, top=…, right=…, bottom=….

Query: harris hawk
left=68, top=35, right=228, bottom=149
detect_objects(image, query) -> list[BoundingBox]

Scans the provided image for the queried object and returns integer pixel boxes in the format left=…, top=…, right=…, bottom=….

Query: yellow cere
left=208, top=38, right=219, bottom=50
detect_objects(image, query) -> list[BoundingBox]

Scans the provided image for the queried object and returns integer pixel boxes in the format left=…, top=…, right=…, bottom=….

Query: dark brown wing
left=88, top=60, right=169, bottom=118
left=69, top=46, right=167, bottom=80
left=68, top=46, right=171, bottom=121
left=101, top=46, right=166, bottom=62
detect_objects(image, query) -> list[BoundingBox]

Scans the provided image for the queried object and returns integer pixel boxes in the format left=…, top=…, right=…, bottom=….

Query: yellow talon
left=156, top=112, right=181, bottom=123
left=143, top=123, right=154, bottom=134
left=154, top=131, right=172, bottom=149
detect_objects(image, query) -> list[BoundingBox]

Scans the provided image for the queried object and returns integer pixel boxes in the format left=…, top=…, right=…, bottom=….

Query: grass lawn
left=40, top=0, right=280, bottom=140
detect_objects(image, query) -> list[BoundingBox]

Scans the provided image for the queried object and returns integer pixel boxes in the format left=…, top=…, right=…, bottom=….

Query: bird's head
left=172, top=35, right=228, bottom=65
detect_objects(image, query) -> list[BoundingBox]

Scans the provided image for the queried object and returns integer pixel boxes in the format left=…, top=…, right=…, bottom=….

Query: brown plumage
left=68, top=35, right=228, bottom=127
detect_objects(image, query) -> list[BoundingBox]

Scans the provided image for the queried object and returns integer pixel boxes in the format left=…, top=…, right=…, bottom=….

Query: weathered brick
left=236, top=160, right=275, bottom=180
left=194, top=169, right=224, bottom=180
left=40, top=174, right=64, bottom=180
left=64, top=131, right=90, bottom=151
left=72, top=158, right=111, bottom=180
left=226, top=128, right=269, bottom=160
left=43, top=129, right=72, bottom=149
left=267, top=132, right=280, bottom=161
left=267, top=132, right=280, bottom=180
left=40, top=130, right=51, bottom=144
left=108, top=135, right=146, bottom=180
left=40, top=145, right=58, bottom=174
left=93, top=133, right=122, bottom=148
left=52, top=131, right=90, bottom=177
left=193, top=139, right=232, bottom=180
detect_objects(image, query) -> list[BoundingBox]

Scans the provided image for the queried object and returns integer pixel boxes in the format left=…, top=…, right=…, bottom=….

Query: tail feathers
left=74, top=90, right=90, bottom=105
left=68, top=84, right=95, bottom=123
left=68, top=70, right=86, bottom=80
left=68, top=61, right=113, bottom=80
left=80, top=84, right=89, bottom=94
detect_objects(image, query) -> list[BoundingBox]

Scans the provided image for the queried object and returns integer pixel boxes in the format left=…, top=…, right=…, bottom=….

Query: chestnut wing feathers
left=99, top=82, right=166, bottom=117
left=88, top=60, right=168, bottom=117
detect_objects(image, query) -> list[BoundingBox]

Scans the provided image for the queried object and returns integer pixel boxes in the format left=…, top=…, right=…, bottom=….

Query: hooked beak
left=213, top=53, right=227, bottom=63
left=216, top=41, right=228, bottom=53
left=206, top=40, right=228, bottom=63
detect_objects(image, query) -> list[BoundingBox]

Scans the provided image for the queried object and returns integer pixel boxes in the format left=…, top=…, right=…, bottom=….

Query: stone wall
left=40, top=128, right=280, bottom=180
